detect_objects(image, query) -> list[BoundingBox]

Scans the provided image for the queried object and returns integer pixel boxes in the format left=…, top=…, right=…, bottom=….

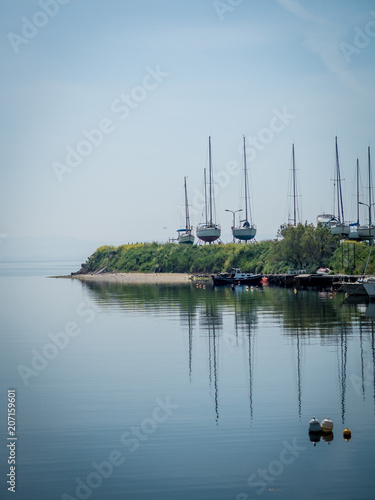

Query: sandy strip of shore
left=64, top=273, right=195, bottom=284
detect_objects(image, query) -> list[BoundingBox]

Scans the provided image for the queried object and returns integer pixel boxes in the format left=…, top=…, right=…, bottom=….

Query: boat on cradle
left=232, top=136, right=256, bottom=241
left=357, top=147, right=375, bottom=240
left=349, top=158, right=361, bottom=240
left=212, top=268, right=263, bottom=286
left=287, top=143, right=302, bottom=227
left=196, top=137, right=221, bottom=243
left=328, top=137, right=350, bottom=237
left=177, top=177, right=195, bottom=245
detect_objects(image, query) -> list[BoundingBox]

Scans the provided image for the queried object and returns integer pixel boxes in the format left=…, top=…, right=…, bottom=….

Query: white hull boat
left=177, top=177, right=195, bottom=245
left=357, top=225, right=375, bottom=239
left=330, top=222, right=350, bottom=237
left=329, top=137, right=350, bottom=237
left=232, top=225, right=256, bottom=241
left=197, top=137, right=221, bottom=244
left=177, top=231, right=195, bottom=244
left=231, top=136, right=256, bottom=241
left=196, top=224, right=221, bottom=242
left=358, top=147, right=374, bottom=241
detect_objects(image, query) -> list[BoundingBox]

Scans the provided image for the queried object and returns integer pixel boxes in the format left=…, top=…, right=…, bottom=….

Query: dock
left=266, top=274, right=359, bottom=291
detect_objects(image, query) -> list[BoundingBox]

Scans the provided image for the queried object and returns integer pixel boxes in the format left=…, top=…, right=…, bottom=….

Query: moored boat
left=363, top=280, right=375, bottom=299
left=212, top=268, right=263, bottom=286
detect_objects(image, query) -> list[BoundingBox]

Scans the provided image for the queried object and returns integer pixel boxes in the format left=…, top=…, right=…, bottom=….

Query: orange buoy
left=343, top=428, right=351, bottom=440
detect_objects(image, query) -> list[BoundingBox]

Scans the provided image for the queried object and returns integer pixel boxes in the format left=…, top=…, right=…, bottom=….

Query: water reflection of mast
left=371, top=320, right=375, bottom=413
left=296, top=327, right=302, bottom=419
left=337, top=325, right=348, bottom=424
left=212, top=322, right=219, bottom=424
left=359, top=318, right=365, bottom=399
left=247, top=322, right=254, bottom=421
left=207, top=319, right=219, bottom=424
left=188, top=313, right=193, bottom=382
left=203, top=303, right=221, bottom=424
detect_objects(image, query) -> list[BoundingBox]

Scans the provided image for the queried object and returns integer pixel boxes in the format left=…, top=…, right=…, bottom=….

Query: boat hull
left=232, top=225, right=256, bottom=241
left=339, top=282, right=367, bottom=296
left=330, top=223, right=350, bottom=236
left=348, top=228, right=360, bottom=239
left=212, top=274, right=263, bottom=286
left=178, top=232, right=195, bottom=244
left=196, top=225, right=221, bottom=242
left=357, top=225, right=375, bottom=239
left=364, top=282, right=375, bottom=298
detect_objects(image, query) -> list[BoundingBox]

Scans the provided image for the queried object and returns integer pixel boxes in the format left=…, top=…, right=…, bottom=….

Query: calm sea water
left=1, top=262, right=375, bottom=499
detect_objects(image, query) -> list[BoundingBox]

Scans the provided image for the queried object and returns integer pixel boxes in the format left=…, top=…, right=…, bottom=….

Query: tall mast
left=335, top=136, right=345, bottom=223
left=204, top=168, right=208, bottom=225
left=292, top=143, right=296, bottom=226
left=356, top=159, right=360, bottom=225
left=209, top=136, right=213, bottom=225
left=243, top=135, right=249, bottom=222
left=369, top=147, right=372, bottom=227
left=184, top=177, right=190, bottom=231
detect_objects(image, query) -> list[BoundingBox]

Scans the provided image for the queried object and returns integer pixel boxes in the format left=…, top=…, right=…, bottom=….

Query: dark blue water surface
left=1, top=263, right=374, bottom=499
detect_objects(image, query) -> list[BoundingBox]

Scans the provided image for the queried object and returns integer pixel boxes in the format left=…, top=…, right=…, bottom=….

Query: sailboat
left=177, top=177, right=195, bottom=245
left=329, top=137, right=350, bottom=237
left=358, top=147, right=375, bottom=240
left=287, top=143, right=301, bottom=226
left=349, top=158, right=360, bottom=240
left=196, top=137, right=221, bottom=243
left=232, top=136, right=256, bottom=241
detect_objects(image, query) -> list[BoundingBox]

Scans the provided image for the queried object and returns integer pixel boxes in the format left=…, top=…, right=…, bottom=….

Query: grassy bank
left=80, top=224, right=374, bottom=275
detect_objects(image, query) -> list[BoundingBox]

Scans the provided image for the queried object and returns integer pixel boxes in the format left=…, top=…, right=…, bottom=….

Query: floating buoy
left=294, top=288, right=297, bottom=294
left=251, top=286, right=254, bottom=290
left=343, top=428, right=351, bottom=440
left=203, top=285, right=205, bottom=289
left=321, top=418, right=334, bottom=433
left=246, top=286, right=249, bottom=291
left=196, top=284, right=199, bottom=288
left=308, top=417, right=321, bottom=433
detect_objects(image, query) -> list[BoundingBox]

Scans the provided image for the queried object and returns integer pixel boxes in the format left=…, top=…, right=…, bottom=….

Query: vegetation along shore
left=72, top=224, right=375, bottom=277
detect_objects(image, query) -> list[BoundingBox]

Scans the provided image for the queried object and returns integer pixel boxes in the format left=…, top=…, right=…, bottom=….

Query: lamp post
left=225, top=209, right=242, bottom=243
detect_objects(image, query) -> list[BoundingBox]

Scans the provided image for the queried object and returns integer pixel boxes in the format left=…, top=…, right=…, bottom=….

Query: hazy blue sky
left=1, top=0, right=375, bottom=259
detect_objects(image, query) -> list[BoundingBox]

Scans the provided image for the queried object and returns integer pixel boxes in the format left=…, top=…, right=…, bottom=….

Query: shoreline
left=53, top=272, right=198, bottom=284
